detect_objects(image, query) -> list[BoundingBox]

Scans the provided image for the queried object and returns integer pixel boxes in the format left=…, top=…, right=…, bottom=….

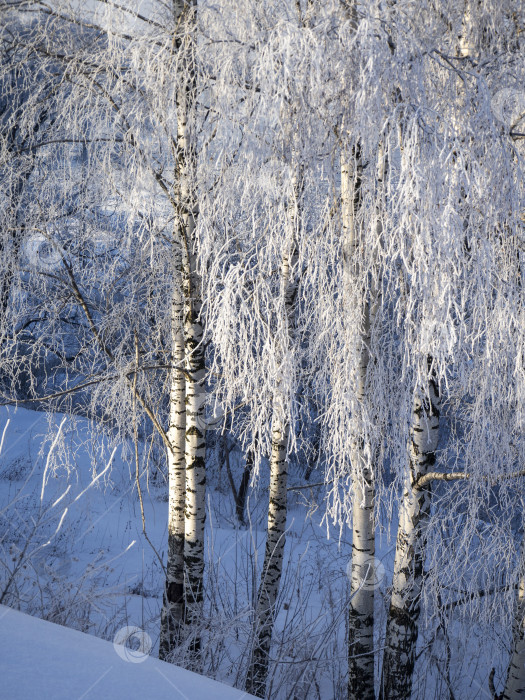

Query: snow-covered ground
left=0, top=604, right=257, bottom=699
left=0, top=405, right=352, bottom=698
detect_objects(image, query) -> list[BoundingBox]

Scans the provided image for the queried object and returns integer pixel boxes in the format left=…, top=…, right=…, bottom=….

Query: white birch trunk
left=159, top=234, right=186, bottom=659
left=503, top=545, right=525, bottom=699
left=380, top=371, right=440, bottom=700
left=348, top=456, right=375, bottom=700
left=183, top=236, right=206, bottom=651
left=337, top=2, right=377, bottom=690
left=246, top=168, right=301, bottom=698
left=342, top=144, right=380, bottom=700
left=179, top=102, right=206, bottom=658
left=379, top=7, right=467, bottom=692
left=245, top=416, right=290, bottom=698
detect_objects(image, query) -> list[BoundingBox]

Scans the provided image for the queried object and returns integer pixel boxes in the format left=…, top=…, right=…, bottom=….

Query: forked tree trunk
left=246, top=168, right=301, bottom=698
left=160, top=0, right=204, bottom=661
left=224, top=441, right=254, bottom=526
left=380, top=368, right=440, bottom=700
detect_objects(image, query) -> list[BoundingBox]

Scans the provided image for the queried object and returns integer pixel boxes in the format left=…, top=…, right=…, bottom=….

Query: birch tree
left=306, top=4, right=525, bottom=698
left=245, top=161, right=302, bottom=697
left=379, top=7, right=525, bottom=699
left=197, top=5, right=334, bottom=692
left=380, top=5, right=524, bottom=697
left=379, top=365, right=440, bottom=700
left=159, top=225, right=186, bottom=657
left=160, top=0, right=203, bottom=660
left=2, top=0, right=208, bottom=661
left=334, top=9, right=377, bottom=698
left=343, top=142, right=387, bottom=700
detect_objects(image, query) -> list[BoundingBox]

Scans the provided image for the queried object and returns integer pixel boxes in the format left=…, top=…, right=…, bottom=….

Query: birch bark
left=175, top=2, right=206, bottom=651
left=341, top=145, right=377, bottom=700
left=245, top=415, right=290, bottom=698
left=379, top=368, right=440, bottom=700
left=334, top=2, right=380, bottom=695
left=159, top=232, right=186, bottom=658
left=343, top=141, right=385, bottom=700
left=503, top=560, right=525, bottom=699
left=183, top=218, right=206, bottom=652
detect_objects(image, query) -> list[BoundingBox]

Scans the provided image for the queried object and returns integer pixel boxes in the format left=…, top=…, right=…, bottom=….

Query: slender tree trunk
left=246, top=416, right=290, bottom=698
left=183, top=235, right=206, bottom=655
left=380, top=367, right=440, bottom=700
left=503, top=545, right=525, bottom=699
left=342, top=144, right=378, bottom=700
left=159, top=234, right=186, bottom=659
left=0, top=173, right=25, bottom=321
left=224, top=440, right=254, bottom=526
left=337, top=3, right=379, bottom=690
left=179, top=68, right=206, bottom=658
left=179, top=18, right=205, bottom=642
left=246, top=167, right=301, bottom=698
left=348, top=460, right=375, bottom=700
left=0, top=226, right=23, bottom=334
left=379, top=7, right=468, bottom=690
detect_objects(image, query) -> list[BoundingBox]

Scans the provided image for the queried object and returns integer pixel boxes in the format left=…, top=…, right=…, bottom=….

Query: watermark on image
left=23, top=227, right=117, bottom=273
left=491, top=86, right=525, bottom=131
left=24, top=232, right=63, bottom=272
left=194, top=385, right=225, bottom=432
left=346, top=555, right=386, bottom=592
left=113, top=626, right=152, bottom=663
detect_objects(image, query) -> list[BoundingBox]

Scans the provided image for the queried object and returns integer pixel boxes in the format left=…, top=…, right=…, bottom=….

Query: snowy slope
left=0, top=605, right=256, bottom=700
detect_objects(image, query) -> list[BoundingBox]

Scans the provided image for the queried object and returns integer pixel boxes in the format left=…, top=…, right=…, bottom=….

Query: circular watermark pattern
left=25, top=233, right=63, bottom=272
left=346, top=555, right=386, bottom=592
left=113, top=626, right=152, bottom=663
left=24, top=228, right=118, bottom=273
left=194, top=387, right=225, bottom=432
left=491, top=87, right=525, bottom=129
left=91, top=230, right=115, bottom=253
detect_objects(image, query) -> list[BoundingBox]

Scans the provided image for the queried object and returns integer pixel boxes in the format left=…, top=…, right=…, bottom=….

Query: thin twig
left=132, top=331, right=166, bottom=576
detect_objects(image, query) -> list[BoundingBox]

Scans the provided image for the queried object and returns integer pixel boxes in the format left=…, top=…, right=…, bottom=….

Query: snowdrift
left=0, top=605, right=256, bottom=700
